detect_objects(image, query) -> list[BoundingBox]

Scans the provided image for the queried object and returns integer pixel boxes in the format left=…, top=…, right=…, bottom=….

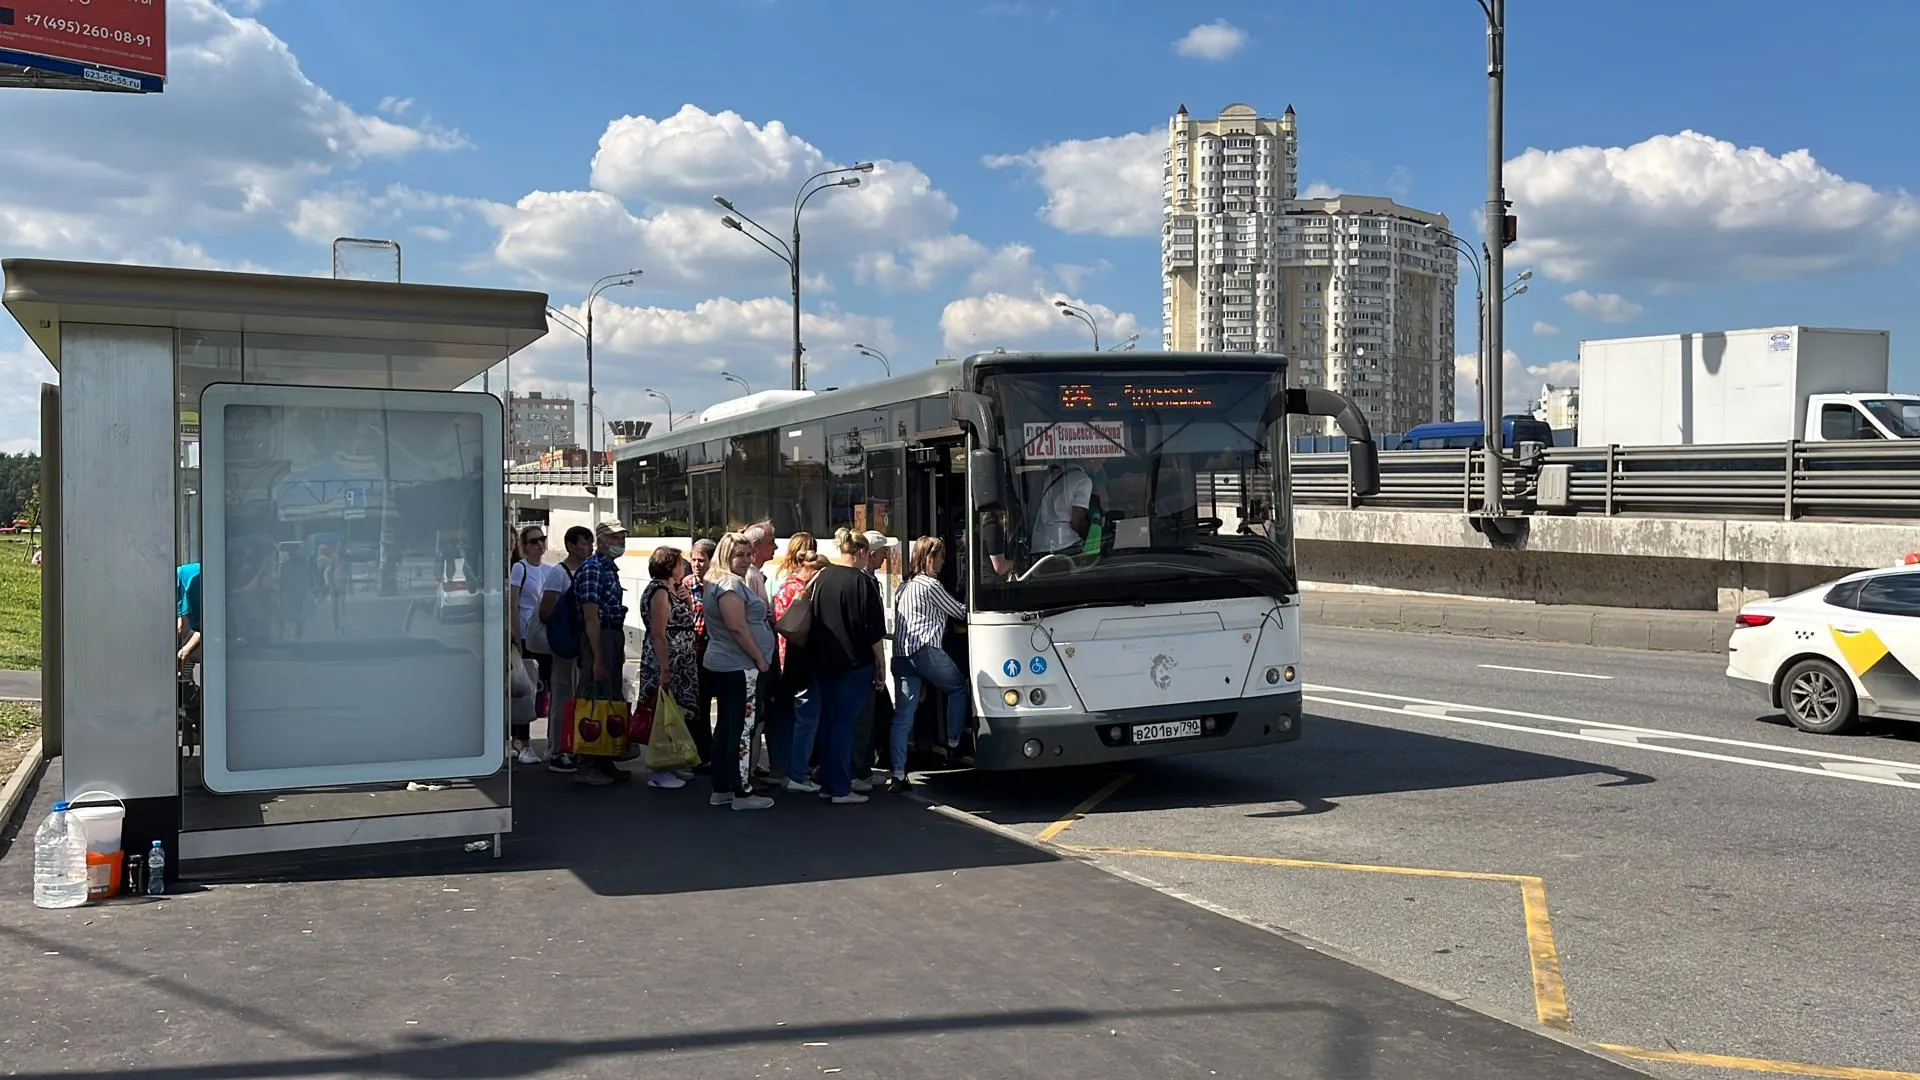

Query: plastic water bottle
left=145, top=841, right=166, bottom=896
left=32, top=802, right=89, bottom=909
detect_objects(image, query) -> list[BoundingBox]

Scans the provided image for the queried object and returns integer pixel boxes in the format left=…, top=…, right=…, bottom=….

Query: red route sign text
left=0, top=0, right=166, bottom=80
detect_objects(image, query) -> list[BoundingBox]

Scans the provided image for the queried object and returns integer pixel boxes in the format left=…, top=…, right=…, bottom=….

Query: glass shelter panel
left=197, top=384, right=506, bottom=793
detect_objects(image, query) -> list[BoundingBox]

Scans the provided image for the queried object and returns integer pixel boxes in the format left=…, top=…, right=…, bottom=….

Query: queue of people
left=507, top=517, right=973, bottom=807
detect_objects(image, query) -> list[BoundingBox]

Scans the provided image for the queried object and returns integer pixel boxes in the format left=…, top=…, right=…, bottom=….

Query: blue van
left=1399, top=416, right=1554, bottom=451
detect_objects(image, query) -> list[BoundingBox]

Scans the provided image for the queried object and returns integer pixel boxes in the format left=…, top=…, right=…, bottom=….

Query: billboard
left=0, top=0, right=166, bottom=93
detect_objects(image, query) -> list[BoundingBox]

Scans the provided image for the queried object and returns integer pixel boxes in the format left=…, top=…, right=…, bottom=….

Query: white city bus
left=612, top=350, right=1378, bottom=771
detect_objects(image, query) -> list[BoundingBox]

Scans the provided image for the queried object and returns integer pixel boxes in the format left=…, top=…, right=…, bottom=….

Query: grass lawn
left=0, top=535, right=39, bottom=671
left=0, top=699, right=38, bottom=777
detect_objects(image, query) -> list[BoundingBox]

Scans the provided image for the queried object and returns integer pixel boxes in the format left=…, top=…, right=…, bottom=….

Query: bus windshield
left=974, top=367, right=1294, bottom=613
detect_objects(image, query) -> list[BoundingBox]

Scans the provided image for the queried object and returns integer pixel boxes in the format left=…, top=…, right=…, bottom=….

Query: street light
left=721, top=371, right=753, bottom=395
left=1476, top=0, right=1510, bottom=516
left=582, top=271, right=640, bottom=511
left=854, top=342, right=892, bottom=378
left=1106, top=333, right=1141, bottom=352
left=1426, top=223, right=1487, bottom=426
left=714, top=161, right=875, bottom=392
left=1054, top=299, right=1100, bottom=349
left=644, top=388, right=675, bottom=431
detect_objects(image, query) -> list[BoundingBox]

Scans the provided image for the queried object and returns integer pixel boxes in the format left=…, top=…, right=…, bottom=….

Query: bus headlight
left=1022, top=739, right=1044, bottom=759
left=1283, top=665, right=1296, bottom=682
left=1028, top=688, right=1047, bottom=706
left=1265, top=666, right=1281, bottom=685
left=1002, top=689, right=1021, bottom=707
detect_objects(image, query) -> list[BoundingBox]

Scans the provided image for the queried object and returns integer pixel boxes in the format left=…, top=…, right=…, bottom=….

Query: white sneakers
left=647, top=772, right=686, bottom=789
left=785, top=777, right=822, bottom=793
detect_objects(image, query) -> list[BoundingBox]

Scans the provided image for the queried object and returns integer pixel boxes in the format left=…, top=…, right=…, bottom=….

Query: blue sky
left=2, top=0, right=1917, bottom=450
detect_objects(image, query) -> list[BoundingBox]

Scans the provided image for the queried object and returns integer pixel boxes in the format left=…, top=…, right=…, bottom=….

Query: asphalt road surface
left=921, top=626, right=1920, bottom=1080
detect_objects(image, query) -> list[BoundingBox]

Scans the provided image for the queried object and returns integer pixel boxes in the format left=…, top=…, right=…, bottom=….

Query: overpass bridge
left=1288, top=440, right=1919, bottom=611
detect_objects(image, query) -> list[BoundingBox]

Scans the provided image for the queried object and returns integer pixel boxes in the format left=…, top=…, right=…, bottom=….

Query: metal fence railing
left=1290, top=440, right=1920, bottom=521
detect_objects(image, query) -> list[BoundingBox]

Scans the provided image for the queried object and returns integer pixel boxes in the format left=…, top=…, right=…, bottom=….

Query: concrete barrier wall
left=1294, top=509, right=1917, bottom=611
left=1296, top=539, right=1842, bottom=610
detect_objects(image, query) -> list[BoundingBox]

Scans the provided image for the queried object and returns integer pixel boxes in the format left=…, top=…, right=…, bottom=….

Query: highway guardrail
left=1290, top=440, right=1920, bottom=520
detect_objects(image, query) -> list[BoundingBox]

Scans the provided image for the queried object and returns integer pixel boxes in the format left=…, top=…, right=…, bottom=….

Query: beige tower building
left=1162, top=105, right=1459, bottom=435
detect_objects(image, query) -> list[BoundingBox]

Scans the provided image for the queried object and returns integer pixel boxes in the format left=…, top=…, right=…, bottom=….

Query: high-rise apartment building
left=508, top=391, right=577, bottom=462
left=1162, top=104, right=1459, bottom=435
left=1162, top=103, right=1299, bottom=355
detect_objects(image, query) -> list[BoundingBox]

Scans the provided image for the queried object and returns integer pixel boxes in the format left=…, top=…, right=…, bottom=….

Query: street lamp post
left=644, top=388, right=675, bottom=431
left=581, top=271, right=640, bottom=517
left=1106, top=333, right=1141, bottom=352
left=854, top=342, right=891, bottom=378
left=1054, top=300, right=1100, bottom=349
left=715, top=162, right=875, bottom=392
left=1426, top=224, right=1485, bottom=426
left=1479, top=0, right=1509, bottom=515
left=721, top=372, right=753, bottom=396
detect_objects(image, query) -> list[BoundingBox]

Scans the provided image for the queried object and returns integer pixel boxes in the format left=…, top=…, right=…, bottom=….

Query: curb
left=1301, top=593, right=1727, bottom=655
left=0, top=737, right=46, bottom=836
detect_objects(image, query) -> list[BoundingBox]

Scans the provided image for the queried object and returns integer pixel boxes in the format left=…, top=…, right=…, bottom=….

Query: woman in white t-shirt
left=507, top=525, right=552, bottom=766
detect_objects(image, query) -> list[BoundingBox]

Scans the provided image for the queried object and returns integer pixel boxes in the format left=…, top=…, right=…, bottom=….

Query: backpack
left=542, top=564, right=584, bottom=659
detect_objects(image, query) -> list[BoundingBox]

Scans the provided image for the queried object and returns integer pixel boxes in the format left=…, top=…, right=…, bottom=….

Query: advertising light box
left=198, top=384, right=505, bottom=793
left=0, top=0, right=166, bottom=93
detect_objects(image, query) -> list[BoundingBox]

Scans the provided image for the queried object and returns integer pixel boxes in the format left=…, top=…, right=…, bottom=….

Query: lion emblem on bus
left=1149, top=653, right=1176, bottom=690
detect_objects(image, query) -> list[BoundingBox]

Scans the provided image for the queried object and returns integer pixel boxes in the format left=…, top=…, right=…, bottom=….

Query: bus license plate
left=1132, top=719, right=1202, bottom=744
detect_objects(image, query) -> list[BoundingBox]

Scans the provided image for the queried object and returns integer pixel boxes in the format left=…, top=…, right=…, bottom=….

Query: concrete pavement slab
left=0, top=755, right=1643, bottom=1080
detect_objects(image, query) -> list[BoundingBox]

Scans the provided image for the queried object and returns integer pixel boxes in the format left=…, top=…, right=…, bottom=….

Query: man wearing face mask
left=572, top=517, right=634, bottom=786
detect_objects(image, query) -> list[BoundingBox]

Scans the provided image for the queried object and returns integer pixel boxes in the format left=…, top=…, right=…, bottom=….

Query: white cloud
left=0, top=0, right=465, bottom=263
left=984, top=131, right=1163, bottom=238
left=508, top=296, right=902, bottom=433
left=1506, top=130, right=1920, bottom=284
left=1562, top=289, right=1645, bottom=323
left=1302, top=181, right=1340, bottom=199
left=490, top=105, right=976, bottom=295
left=1173, top=20, right=1249, bottom=61
left=939, top=293, right=1146, bottom=354
left=1532, top=321, right=1561, bottom=336
left=1453, top=348, right=1578, bottom=419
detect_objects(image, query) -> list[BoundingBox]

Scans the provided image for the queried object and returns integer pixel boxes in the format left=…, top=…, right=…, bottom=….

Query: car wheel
left=1779, top=658, right=1859, bottom=735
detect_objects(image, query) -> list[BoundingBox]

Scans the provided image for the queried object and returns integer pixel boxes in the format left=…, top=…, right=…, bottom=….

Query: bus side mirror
left=969, top=449, right=1004, bottom=511
left=1348, top=441, right=1380, bottom=498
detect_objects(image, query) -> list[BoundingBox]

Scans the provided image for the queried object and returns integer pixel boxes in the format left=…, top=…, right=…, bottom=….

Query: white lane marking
left=1305, top=695, right=1920, bottom=793
left=1478, top=663, right=1613, bottom=681
left=1313, top=684, right=1920, bottom=770
left=1820, top=761, right=1914, bottom=781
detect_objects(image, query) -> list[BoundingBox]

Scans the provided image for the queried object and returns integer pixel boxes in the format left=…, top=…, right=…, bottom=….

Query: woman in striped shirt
left=886, top=536, right=972, bottom=791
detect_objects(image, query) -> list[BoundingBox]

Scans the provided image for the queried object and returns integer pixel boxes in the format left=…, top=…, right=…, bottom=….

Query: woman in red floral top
left=682, top=538, right=717, bottom=770
left=771, top=551, right=828, bottom=784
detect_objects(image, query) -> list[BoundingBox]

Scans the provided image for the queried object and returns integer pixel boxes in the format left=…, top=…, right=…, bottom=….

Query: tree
left=0, top=452, right=38, bottom=525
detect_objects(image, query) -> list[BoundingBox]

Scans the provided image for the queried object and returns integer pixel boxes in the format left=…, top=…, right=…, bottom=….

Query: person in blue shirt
left=176, top=562, right=203, bottom=669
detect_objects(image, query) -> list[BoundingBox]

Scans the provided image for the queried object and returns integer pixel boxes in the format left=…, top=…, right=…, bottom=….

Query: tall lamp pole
left=1425, top=225, right=1484, bottom=426
left=1478, top=0, right=1509, bottom=515
left=578, top=271, right=640, bottom=517
left=715, top=161, right=875, bottom=391
left=1054, top=300, right=1100, bottom=349
left=721, top=372, right=753, bottom=395
left=645, top=388, right=675, bottom=431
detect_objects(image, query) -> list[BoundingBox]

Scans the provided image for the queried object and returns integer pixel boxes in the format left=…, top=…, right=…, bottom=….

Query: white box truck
left=1576, top=326, right=1917, bottom=446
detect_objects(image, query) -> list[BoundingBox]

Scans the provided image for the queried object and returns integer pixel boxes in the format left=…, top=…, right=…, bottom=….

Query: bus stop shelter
left=3, top=258, right=549, bottom=872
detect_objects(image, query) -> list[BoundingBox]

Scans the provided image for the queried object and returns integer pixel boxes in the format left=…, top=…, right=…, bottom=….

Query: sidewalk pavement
left=1303, top=590, right=1728, bottom=654
left=0, top=668, right=39, bottom=700
left=0, top=756, right=1644, bottom=1080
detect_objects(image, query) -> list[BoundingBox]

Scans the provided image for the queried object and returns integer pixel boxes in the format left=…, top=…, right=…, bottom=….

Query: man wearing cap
left=572, top=517, right=634, bottom=786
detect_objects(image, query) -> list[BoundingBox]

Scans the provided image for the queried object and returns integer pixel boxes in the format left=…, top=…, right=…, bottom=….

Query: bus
left=612, top=350, right=1379, bottom=771
left=1399, top=416, right=1553, bottom=450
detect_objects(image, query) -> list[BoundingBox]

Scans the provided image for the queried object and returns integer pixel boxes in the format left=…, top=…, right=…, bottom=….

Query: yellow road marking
left=1518, top=877, right=1571, bottom=1032
left=1597, top=1044, right=1920, bottom=1079
left=1034, top=774, right=1131, bottom=843
left=1055, top=842, right=1572, bottom=1032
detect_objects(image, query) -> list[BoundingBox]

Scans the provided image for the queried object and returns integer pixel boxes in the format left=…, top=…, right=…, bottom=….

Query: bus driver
left=1030, top=460, right=1095, bottom=554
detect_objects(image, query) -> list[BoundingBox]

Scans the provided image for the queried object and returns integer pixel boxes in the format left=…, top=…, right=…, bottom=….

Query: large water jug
left=33, top=801, right=90, bottom=909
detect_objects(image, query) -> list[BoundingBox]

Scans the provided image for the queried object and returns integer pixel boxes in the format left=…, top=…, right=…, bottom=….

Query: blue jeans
left=814, top=665, right=875, bottom=798
left=787, top=680, right=821, bottom=782
left=891, top=646, right=970, bottom=776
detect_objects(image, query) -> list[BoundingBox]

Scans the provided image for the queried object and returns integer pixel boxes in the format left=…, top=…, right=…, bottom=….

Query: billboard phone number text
left=18, top=13, right=155, bottom=48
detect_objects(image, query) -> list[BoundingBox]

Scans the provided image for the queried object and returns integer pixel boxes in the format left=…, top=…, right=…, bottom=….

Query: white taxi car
left=1726, top=565, right=1920, bottom=734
